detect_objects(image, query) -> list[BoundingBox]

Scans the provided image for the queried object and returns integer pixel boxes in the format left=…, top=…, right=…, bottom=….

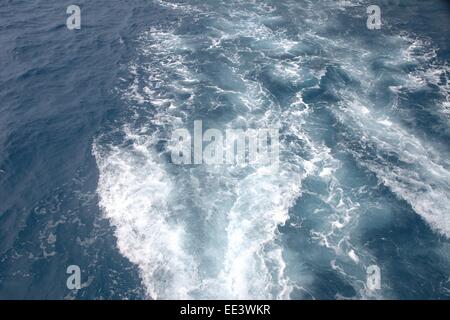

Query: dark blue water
left=0, top=0, right=449, bottom=299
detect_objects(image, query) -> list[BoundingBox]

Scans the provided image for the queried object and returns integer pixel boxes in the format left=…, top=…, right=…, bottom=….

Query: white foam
left=306, top=21, right=450, bottom=238
left=94, top=15, right=307, bottom=298
left=335, top=90, right=450, bottom=237
left=93, top=140, right=200, bottom=299
left=93, top=0, right=450, bottom=301
left=348, top=250, right=360, bottom=264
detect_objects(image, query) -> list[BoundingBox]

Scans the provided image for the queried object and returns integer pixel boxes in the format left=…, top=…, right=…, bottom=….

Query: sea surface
left=0, top=0, right=449, bottom=299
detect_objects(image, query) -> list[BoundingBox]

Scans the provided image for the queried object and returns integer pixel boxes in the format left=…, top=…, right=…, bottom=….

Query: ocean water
left=0, top=0, right=449, bottom=299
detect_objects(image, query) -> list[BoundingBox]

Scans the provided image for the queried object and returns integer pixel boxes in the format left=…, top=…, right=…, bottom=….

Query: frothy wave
left=94, top=0, right=450, bottom=299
